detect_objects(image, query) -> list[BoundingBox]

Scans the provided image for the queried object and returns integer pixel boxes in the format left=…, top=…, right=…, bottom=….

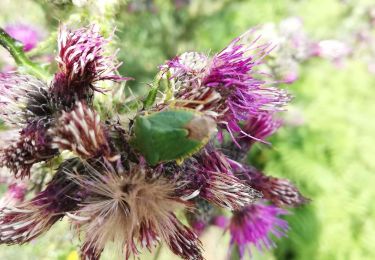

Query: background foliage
left=1, top=0, right=375, bottom=259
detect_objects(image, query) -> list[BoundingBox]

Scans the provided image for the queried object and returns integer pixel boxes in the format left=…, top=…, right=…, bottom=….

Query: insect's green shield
left=130, top=109, right=217, bottom=166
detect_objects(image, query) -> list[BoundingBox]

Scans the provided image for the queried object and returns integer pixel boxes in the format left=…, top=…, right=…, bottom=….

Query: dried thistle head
left=238, top=166, right=308, bottom=207
left=0, top=159, right=84, bottom=244
left=52, top=25, right=128, bottom=106
left=51, top=101, right=112, bottom=160
left=0, top=122, right=57, bottom=178
left=199, top=171, right=262, bottom=211
left=173, top=147, right=262, bottom=211
left=68, top=160, right=202, bottom=260
left=0, top=73, right=54, bottom=127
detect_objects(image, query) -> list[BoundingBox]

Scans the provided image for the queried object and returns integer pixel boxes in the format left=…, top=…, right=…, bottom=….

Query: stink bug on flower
left=130, top=109, right=217, bottom=166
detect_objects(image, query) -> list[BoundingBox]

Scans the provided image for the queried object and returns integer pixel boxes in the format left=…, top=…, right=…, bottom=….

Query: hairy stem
left=0, top=27, right=49, bottom=80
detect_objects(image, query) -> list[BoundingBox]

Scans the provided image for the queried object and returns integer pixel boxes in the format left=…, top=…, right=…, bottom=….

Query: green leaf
left=0, top=28, right=50, bottom=80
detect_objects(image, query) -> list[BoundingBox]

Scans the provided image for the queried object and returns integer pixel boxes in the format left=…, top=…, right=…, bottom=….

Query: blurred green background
left=1, top=0, right=375, bottom=259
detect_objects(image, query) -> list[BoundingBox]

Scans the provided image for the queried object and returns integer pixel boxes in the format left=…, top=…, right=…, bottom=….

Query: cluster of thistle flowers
left=0, top=24, right=307, bottom=260
left=258, top=17, right=352, bottom=84
left=343, top=4, right=375, bottom=74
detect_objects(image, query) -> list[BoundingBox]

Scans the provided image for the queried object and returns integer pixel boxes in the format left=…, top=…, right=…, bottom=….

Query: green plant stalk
left=0, top=28, right=49, bottom=80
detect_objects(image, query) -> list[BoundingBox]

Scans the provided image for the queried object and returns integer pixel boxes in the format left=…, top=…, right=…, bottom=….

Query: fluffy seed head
left=0, top=159, right=84, bottom=244
left=68, top=161, right=202, bottom=260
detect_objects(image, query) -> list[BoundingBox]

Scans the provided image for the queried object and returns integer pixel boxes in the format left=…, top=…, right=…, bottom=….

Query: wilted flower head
left=0, top=73, right=58, bottom=178
left=0, top=24, right=129, bottom=179
left=160, top=31, right=291, bottom=141
left=238, top=166, right=308, bottom=207
left=56, top=25, right=123, bottom=84
left=180, top=147, right=262, bottom=210
left=229, top=203, right=289, bottom=258
left=68, top=160, right=202, bottom=260
left=0, top=122, right=57, bottom=178
left=52, top=25, right=128, bottom=105
left=0, top=73, right=52, bottom=127
left=51, top=101, right=112, bottom=159
left=0, top=159, right=84, bottom=244
left=4, top=24, right=42, bottom=52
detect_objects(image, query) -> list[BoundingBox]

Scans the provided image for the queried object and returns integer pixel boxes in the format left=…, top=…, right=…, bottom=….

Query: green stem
left=0, top=28, right=49, bottom=80
left=153, top=245, right=162, bottom=260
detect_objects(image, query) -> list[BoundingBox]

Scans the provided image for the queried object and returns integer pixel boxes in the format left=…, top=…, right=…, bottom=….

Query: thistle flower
left=223, top=113, right=281, bottom=161
left=0, top=23, right=129, bottom=178
left=199, top=171, right=261, bottom=211
left=180, top=147, right=262, bottom=211
left=161, top=31, right=291, bottom=140
left=242, top=113, right=281, bottom=143
left=67, top=160, right=202, bottom=260
left=51, top=101, right=112, bottom=159
left=4, top=24, right=42, bottom=52
left=0, top=73, right=52, bottom=127
left=52, top=25, right=128, bottom=105
left=0, top=182, right=27, bottom=209
left=0, top=122, right=57, bottom=178
left=311, top=40, right=351, bottom=65
left=228, top=203, right=289, bottom=257
left=238, top=166, right=308, bottom=207
left=0, top=159, right=84, bottom=244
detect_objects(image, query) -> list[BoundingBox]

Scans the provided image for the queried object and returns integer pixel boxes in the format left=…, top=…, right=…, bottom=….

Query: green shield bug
left=130, top=109, right=217, bottom=166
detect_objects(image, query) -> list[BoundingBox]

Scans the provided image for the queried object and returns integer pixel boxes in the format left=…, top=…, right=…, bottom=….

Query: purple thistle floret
left=161, top=31, right=291, bottom=143
left=0, top=182, right=27, bottom=208
left=229, top=203, right=289, bottom=258
left=203, top=36, right=289, bottom=124
left=5, top=24, right=42, bottom=52
left=241, top=113, right=282, bottom=142
left=223, top=113, right=282, bottom=161
left=52, top=25, right=129, bottom=105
